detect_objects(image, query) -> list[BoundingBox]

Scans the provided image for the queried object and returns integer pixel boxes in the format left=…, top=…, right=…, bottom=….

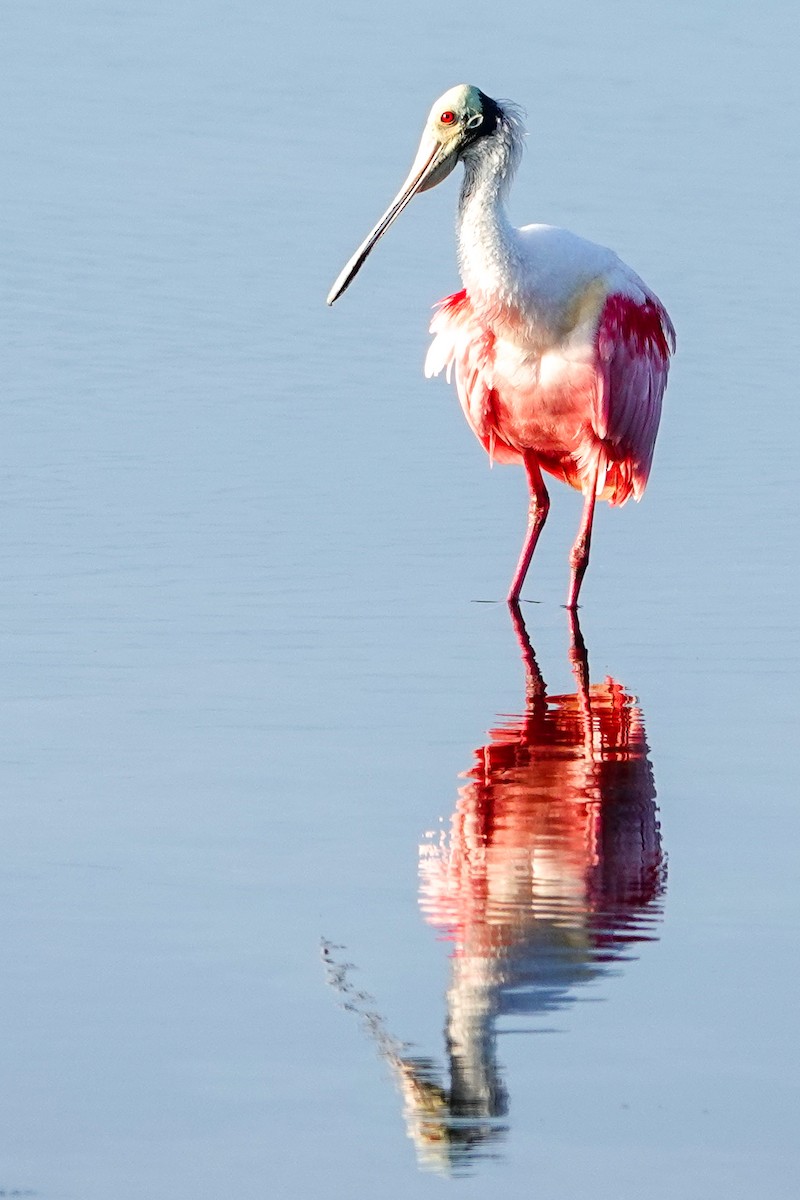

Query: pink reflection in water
left=421, top=606, right=663, bottom=964
left=325, top=607, right=665, bottom=1174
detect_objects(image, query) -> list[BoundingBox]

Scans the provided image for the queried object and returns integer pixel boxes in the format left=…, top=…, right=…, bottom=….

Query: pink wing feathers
left=426, top=290, right=520, bottom=465
left=593, top=293, right=676, bottom=503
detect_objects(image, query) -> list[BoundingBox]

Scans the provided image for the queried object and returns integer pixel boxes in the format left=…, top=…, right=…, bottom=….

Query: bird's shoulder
left=515, top=224, right=657, bottom=303
left=514, top=225, right=672, bottom=344
left=517, top=224, right=618, bottom=275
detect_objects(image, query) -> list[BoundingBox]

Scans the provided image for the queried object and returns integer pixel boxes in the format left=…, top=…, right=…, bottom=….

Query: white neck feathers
left=457, top=106, right=526, bottom=311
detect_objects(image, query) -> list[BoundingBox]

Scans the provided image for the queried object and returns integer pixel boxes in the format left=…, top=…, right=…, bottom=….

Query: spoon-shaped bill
left=326, top=133, right=455, bottom=306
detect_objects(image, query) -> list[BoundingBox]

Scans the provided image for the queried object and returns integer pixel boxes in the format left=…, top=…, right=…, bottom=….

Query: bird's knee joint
left=570, top=540, right=590, bottom=570
left=527, top=496, right=550, bottom=524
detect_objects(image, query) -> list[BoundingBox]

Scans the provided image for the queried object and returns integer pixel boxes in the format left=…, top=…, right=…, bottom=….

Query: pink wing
left=426, top=290, right=521, bottom=465
left=594, top=293, right=676, bottom=501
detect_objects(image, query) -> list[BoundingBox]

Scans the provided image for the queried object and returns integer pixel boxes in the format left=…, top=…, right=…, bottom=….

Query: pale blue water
left=1, top=1, right=798, bottom=1197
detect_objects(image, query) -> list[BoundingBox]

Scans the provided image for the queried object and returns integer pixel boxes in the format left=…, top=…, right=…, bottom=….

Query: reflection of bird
left=328, top=84, right=675, bottom=606
left=410, top=606, right=665, bottom=1170
left=323, top=608, right=666, bottom=1175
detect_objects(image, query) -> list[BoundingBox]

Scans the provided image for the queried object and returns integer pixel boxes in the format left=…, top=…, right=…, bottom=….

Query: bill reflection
left=324, top=606, right=666, bottom=1174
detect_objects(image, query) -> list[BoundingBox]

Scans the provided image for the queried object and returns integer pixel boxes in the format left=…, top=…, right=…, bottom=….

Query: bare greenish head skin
left=415, top=84, right=501, bottom=192
left=326, top=84, right=502, bottom=305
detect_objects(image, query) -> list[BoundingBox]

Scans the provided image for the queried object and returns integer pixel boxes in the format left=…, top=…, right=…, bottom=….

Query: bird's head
left=413, top=84, right=503, bottom=191
left=326, top=84, right=505, bottom=306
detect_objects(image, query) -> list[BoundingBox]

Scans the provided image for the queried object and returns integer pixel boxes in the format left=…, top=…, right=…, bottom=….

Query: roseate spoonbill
left=327, top=85, right=675, bottom=606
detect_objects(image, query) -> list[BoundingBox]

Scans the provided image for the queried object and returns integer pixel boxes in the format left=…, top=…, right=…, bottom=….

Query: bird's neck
left=457, top=113, right=525, bottom=317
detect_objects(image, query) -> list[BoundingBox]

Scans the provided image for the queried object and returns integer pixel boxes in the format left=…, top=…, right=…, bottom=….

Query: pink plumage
left=327, top=84, right=676, bottom=606
left=428, top=287, right=674, bottom=505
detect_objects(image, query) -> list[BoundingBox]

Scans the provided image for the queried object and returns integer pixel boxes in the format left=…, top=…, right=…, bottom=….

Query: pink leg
left=566, top=464, right=600, bottom=609
left=507, top=455, right=550, bottom=602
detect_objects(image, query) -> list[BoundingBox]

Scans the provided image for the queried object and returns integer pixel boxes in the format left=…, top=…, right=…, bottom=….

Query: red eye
left=440, top=110, right=456, bottom=124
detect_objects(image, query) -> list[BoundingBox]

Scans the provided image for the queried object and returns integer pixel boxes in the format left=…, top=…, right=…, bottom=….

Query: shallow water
left=1, top=1, right=799, bottom=1197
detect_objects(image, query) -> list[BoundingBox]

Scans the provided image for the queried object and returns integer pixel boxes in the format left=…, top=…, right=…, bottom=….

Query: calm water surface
left=1, top=1, right=798, bottom=1197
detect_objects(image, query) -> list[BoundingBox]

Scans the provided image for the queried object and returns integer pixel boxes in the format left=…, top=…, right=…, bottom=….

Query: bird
left=327, top=84, right=675, bottom=607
